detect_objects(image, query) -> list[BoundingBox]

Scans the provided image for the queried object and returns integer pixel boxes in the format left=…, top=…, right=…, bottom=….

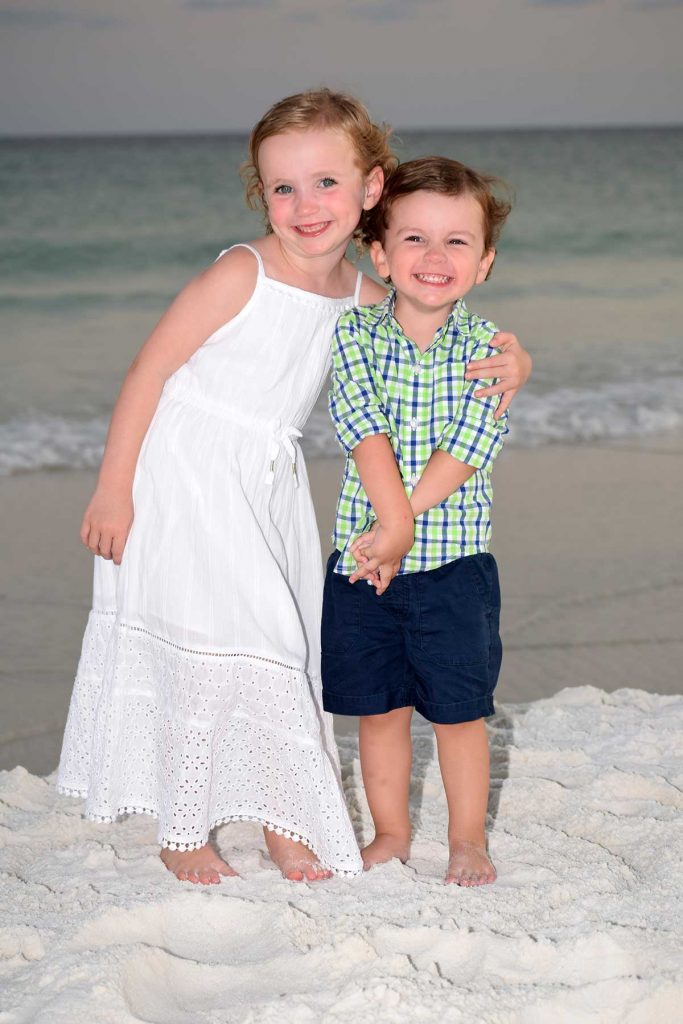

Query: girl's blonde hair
left=242, top=88, right=398, bottom=246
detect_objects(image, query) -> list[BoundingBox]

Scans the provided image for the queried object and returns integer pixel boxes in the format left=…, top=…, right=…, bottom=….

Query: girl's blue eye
left=319, top=177, right=337, bottom=188
left=274, top=184, right=293, bottom=195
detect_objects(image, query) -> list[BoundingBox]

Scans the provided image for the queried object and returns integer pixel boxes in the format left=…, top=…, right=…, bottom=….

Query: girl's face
left=257, top=128, right=383, bottom=261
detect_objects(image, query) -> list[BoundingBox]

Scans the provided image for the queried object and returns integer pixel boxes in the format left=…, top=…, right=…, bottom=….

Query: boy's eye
left=449, top=238, right=466, bottom=246
left=319, top=177, right=337, bottom=188
left=405, top=235, right=423, bottom=243
left=273, top=184, right=293, bottom=195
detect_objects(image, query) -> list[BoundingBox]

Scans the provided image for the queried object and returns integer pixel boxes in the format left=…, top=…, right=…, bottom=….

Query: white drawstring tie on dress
left=265, top=421, right=302, bottom=487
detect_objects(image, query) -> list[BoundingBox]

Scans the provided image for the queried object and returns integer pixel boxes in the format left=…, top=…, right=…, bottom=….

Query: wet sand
left=0, top=444, right=681, bottom=773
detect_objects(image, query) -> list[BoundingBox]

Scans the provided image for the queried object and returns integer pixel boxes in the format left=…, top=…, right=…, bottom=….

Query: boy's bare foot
left=361, top=832, right=411, bottom=870
left=445, top=840, right=496, bottom=887
left=160, top=844, right=238, bottom=884
left=264, top=829, right=332, bottom=881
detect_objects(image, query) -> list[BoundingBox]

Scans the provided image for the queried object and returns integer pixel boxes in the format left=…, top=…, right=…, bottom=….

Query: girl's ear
left=363, top=166, right=384, bottom=211
left=369, top=239, right=389, bottom=280
left=477, top=248, right=496, bottom=284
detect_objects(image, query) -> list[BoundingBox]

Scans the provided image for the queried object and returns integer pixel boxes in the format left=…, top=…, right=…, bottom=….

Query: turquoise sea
left=1, top=127, right=682, bottom=473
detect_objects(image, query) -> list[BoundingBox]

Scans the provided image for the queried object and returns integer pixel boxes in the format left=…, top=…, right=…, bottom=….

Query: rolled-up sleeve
left=436, top=335, right=509, bottom=470
left=329, top=311, right=392, bottom=454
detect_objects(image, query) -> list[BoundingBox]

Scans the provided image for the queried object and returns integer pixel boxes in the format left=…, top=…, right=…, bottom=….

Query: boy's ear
left=369, top=239, right=389, bottom=280
left=477, top=248, right=496, bottom=284
left=363, top=166, right=384, bottom=211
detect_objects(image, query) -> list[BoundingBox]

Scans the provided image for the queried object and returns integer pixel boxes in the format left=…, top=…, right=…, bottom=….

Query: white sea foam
left=2, top=377, right=680, bottom=477
left=0, top=687, right=681, bottom=1021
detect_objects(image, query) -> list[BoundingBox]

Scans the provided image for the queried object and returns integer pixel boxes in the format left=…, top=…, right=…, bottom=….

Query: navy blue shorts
left=321, top=551, right=502, bottom=725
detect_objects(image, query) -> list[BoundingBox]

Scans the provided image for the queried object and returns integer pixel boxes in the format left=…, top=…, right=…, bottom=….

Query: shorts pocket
left=321, top=551, right=361, bottom=653
left=463, top=553, right=500, bottom=608
left=415, top=557, right=493, bottom=669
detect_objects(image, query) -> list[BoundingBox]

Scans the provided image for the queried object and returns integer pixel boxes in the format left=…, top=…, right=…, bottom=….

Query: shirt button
left=410, top=418, right=418, bottom=430
left=413, top=365, right=420, bottom=375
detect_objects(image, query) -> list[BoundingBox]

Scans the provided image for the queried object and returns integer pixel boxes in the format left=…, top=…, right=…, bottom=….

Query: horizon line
left=1, top=120, right=681, bottom=142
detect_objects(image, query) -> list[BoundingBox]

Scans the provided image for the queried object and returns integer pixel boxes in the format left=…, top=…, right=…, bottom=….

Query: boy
left=322, top=157, right=513, bottom=886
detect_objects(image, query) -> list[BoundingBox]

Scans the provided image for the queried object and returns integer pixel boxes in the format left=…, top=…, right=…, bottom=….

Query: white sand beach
left=1, top=687, right=681, bottom=1022
left=1, top=444, right=682, bottom=1020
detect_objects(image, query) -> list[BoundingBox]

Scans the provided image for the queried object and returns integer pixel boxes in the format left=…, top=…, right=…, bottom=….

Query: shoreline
left=1, top=443, right=681, bottom=773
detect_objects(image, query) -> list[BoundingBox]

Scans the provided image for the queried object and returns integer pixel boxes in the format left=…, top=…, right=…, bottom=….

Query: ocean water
left=1, top=128, right=682, bottom=475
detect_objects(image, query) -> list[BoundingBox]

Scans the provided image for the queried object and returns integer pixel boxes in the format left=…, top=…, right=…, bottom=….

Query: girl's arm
left=464, top=331, right=532, bottom=419
left=81, top=247, right=257, bottom=564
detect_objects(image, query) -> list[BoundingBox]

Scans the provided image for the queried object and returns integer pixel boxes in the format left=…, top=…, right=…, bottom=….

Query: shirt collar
left=362, top=288, right=468, bottom=342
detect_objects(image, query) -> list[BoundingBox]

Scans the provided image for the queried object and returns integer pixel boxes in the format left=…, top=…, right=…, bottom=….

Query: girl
left=57, top=89, right=531, bottom=884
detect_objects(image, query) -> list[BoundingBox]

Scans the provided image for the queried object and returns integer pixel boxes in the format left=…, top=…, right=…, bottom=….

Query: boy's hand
left=350, top=523, right=380, bottom=586
left=80, top=488, right=134, bottom=565
left=349, top=521, right=413, bottom=595
left=350, top=523, right=380, bottom=565
left=464, top=331, right=532, bottom=419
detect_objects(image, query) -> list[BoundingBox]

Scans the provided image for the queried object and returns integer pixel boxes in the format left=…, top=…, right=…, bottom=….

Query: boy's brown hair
left=363, top=156, right=513, bottom=262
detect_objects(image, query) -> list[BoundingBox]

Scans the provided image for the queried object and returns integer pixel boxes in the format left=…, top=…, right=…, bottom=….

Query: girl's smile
left=258, top=128, right=381, bottom=263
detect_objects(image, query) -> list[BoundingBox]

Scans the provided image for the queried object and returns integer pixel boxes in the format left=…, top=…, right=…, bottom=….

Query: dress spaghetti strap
left=216, top=242, right=265, bottom=276
left=353, top=270, right=363, bottom=305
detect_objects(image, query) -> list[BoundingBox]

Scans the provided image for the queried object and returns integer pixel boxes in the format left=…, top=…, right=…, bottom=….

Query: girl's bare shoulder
left=358, top=274, right=388, bottom=306
left=190, top=243, right=261, bottom=321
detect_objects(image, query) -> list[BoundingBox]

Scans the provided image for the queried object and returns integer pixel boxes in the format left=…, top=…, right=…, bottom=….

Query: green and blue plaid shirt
left=329, top=290, right=508, bottom=575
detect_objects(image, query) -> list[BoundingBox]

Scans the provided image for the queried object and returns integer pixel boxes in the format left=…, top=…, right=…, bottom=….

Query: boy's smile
left=370, top=190, right=496, bottom=343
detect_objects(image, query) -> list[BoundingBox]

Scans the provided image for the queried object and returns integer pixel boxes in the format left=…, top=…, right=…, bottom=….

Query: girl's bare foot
left=361, top=832, right=411, bottom=870
left=264, top=829, right=332, bottom=881
left=159, top=843, right=238, bottom=884
left=445, top=840, right=496, bottom=886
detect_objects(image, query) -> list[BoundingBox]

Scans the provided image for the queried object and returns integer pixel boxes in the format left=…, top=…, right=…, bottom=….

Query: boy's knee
left=361, top=707, right=413, bottom=730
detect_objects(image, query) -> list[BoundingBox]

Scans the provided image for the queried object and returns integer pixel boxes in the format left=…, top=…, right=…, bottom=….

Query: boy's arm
left=329, top=314, right=413, bottom=593
left=409, top=451, right=476, bottom=517
left=349, top=436, right=413, bottom=592
left=413, top=323, right=510, bottom=516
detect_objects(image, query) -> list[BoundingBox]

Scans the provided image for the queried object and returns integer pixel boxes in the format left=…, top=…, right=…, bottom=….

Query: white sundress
left=57, top=244, right=364, bottom=876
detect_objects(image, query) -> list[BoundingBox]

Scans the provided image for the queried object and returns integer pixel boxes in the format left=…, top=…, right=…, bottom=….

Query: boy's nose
left=424, top=247, right=447, bottom=263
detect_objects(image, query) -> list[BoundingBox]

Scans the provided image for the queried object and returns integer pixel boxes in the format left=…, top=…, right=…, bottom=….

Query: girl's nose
left=294, top=191, right=319, bottom=217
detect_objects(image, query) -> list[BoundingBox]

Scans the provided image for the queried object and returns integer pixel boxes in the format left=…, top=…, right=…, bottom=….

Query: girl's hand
left=80, top=489, right=134, bottom=565
left=464, top=332, right=532, bottom=419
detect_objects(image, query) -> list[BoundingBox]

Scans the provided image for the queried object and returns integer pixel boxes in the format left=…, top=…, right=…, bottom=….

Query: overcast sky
left=2, top=0, right=682, bottom=135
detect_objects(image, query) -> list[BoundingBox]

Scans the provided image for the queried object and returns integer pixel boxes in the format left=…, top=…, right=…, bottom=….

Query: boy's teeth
left=416, top=273, right=450, bottom=283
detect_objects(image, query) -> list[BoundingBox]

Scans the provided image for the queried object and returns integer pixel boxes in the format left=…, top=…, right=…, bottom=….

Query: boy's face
left=370, top=190, right=496, bottom=313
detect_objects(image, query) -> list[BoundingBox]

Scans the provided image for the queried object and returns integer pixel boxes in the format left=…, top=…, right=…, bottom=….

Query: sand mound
left=1, top=687, right=682, bottom=1023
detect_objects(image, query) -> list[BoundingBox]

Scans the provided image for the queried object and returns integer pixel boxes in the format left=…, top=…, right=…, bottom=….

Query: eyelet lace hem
left=54, top=785, right=361, bottom=877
